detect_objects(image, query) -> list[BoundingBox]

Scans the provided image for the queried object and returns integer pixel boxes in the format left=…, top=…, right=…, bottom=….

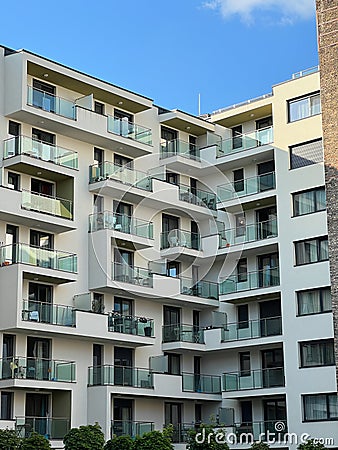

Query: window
left=165, top=353, right=181, bottom=375
left=235, top=214, right=246, bottom=237
left=237, top=305, right=249, bottom=329
left=290, top=139, right=323, bottom=169
left=92, top=293, right=104, bottom=314
left=295, top=236, right=329, bottom=265
left=288, top=92, right=321, bottom=122
left=303, top=394, right=338, bottom=422
left=8, top=172, right=20, bottom=190
left=114, top=297, right=133, bottom=315
left=237, top=258, right=247, bottom=282
left=232, top=125, right=242, bottom=149
left=94, top=101, right=105, bottom=115
left=300, top=340, right=334, bottom=367
left=166, top=171, right=179, bottom=185
left=297, top=287, right=331, bottom=316
left=293, top=187, right=326, bottom=216
left=8, top=121, right=20, bottom=136
left=1, top=392, right=13, bottom=420
left=239, top=352, right=251, bottom=376
left=233, top=169, right=244, bottom=192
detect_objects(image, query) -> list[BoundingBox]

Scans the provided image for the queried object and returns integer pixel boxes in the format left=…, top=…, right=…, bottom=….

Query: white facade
left=0, top=46, right=335, bottom=449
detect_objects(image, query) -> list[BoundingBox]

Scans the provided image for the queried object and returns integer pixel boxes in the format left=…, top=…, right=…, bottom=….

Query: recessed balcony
left=219, top=219, right=278, bottom=249
left=89, top=211, right=153, bottom=247
left=0, top=357, right=76, bottom=383
left=229, top=420, right=288, bottom=441
left=22, top=190, right=73, bottom=220
left=181, top=278, right=219, bottom=300
left=160, top=138, right=200, bottom=160
left=220, top=267, right=280, bottom=296
left=112, top=262, right=153, bottom=288
left=15, top=416, right=70, bottom=440
left=87, top=365, right=153, bottom=389
left=217, top=172, right=276, bottom=207
left=3, top=135, right=78, bottom=172
left=111, top=421, right=154, bottom=438
left=107, top=116, right=152, bottom=146
left=108, top=312, right=154, bottom=338
left=22, top=300, right=76, bottom=327
left=162, top=324, right=205, bottom=344
left=222, top=367, right=285, bottom=392
left=160, top=229, right=202, bottom=259
left=221, top=316, right=282, bottom=342
left=182, top=372, right=222, bottom=394
left=217, top=126, right=273, bottom=158
left=179, top=184, right=217, bottom=211
left=27, top=86, right=76, bottom=120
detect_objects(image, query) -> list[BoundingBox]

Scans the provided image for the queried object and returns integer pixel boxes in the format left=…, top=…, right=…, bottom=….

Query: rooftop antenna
left=198, top=93, right=201, bottom=116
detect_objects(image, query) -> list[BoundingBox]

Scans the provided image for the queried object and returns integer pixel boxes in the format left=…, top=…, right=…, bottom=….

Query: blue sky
left=0, top=0, right=318, bottom=115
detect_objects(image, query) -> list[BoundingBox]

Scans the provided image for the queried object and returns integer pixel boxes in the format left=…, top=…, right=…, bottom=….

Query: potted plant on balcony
left=144, top=324, right=152, bottom=337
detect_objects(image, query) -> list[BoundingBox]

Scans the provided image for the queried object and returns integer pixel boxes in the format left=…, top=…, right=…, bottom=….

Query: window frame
left=289, top=138, right=323, bottom=170
left=299, top=339, right=335, bottom=368
left=292, top=187, right=326, bottom=217
left=303, top=393, right=338, bottom=422
left=296, top=287, right=332, bottom=317
left=294, top=236, right=329, bottom=266
left=288, top=91, right=321, bottom=123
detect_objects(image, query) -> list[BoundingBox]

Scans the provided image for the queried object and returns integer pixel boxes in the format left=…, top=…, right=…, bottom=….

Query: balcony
left=88, top=365, right=153, bottom=388
left=22, top=300, right=76, bottom=328
left=16, top=416, right=70, bottom=440
left=0, top=357, right=76, bottom=382
left=217, top=172, right=276, bottom=205
left=112, top=262, right=153, bottom=287
left=162, top=324, right=205, bottom=344
left=0, top=243, right=77, bottom=273
left=217, top=126, right=273, bottom=158
left=108, top=312, right=154, bottom=337
left=3, top=135, right=78, bottom=170
left=182, top=373, right=222, bottom=394
left=220, top=267, right=280, bottom=296
left=107, top=116, right=152, bottom=145
left=111, top=420, right=154, bottom=438
left=222, top=367, right=285, bottom=392
left=161, top=230, right=200, bottom=251
left=219, top=219, right=278, bottom=248
left=179, top=185, right=217, bottom=211
left=222, top=316, right=282, bottom=342
left=160, top=139, right=200, bottom=161
left=181, top=278, right=219, bottom=300
left=22, top=190, right=73, bottom=220
left=231, top=420, right=288, bottom=440
left=89, top=211, right=153, bottom=239
left=27, top=86, right=76, bottom=120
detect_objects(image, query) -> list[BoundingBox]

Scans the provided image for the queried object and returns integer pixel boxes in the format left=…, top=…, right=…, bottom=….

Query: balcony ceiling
left=159, top=110, right=215, bottom=136
left=28, top=62, right=151, bottom=113
left=212, top=104, right=273, bottom=128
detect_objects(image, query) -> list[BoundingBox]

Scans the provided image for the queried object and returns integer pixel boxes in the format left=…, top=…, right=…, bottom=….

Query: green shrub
left=20, top=432, right=51, bottom=450
left=0, top=428, right=21, bottom=450
left=104, top=435, right=135, bottom=450
left=298, top=440, right=327, bottom=450
left=134, top=428, right=174, bottom=450
left=187, top=424, right=229, bottom=449
left=251, top=443, right=270, bottom=450
left=63, top=424, right=105, bottom=450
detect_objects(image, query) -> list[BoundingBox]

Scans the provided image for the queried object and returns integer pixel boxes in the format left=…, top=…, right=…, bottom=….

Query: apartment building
left=0, top=44, right=335, bottom=450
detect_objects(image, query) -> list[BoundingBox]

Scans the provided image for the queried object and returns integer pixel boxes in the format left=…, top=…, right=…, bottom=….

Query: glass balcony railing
left=217, top=172, right=276, bottom=203
left=221, top=316, right=282, bottom=342
left=217, top=126, right=274, bottom=158
left=220, top=267, right=280, bottom=295
left=160, top=139, right=200, bottom=161
left=112, top=262, right=153, bottom=287
left=160, top=230, right=201, bottom=250
left=16, top=416, right=70, bottom=440
left=107, top=116, right=152, bottom=145
left=108, top=312, right=154, bottom=337
left=89, top=211, right=153, bottom=238
left=181, top=278, right=219, bottom=300
left=22, top=190, right=73, bottom=220
left=0, top=243, right=77, bottom=273
left=27, top=86, right=76, bottom=120
left=22, top=300, right=76, bottom=327
left=232, top=420, right=288, bottom=440
left=223, top=367, right=285, bottom=391
left=0, top=357, right=76, bottom=382
left=89, top=162, right=152, bottom=191
left=162, top=324, right=205, bottom=344
left=88, top=365, right=153, bottom=388
left=179, top=185, right=217, bottom=210
left=111, top=420, right=154, bottom=438
left=219, top=219, right=278, bottom=248
left=3, top=135, right=78, bottom=169
left=182, top=373, right=222, bottom=394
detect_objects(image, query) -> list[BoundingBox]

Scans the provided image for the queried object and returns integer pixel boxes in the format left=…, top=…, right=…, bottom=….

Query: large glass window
left=303, top=394, right=338, bottom=421
left=293, top=187, right=326, bottom=216
left=297, top=287, right=331, bottom=316
left=300, top=340, right=334, bottom=367
left=290, top=139, right=323, bottom=170
left=288, top=92, right=321, bottom=122
left=295, top=236, right=329, bottom=265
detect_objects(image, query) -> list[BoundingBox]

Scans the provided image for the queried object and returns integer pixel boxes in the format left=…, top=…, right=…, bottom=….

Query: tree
left=104, top=435, right=135, bottom=450
left=298, top=440, right=327, bottom=450
left=251, top=443, right=270, bottom=450
left=134, top=427, right=174, bottom=450
left=0, top=429, right=21, bottom=450
left=187, top=424, right=229, bottom=450
left=63, top=424, right=105, bottom=450
left=20, top=432, right=51, bottom=450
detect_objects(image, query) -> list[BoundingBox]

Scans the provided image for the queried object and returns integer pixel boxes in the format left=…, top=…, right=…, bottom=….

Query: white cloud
left=203, top=0, right=315, bottom=24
